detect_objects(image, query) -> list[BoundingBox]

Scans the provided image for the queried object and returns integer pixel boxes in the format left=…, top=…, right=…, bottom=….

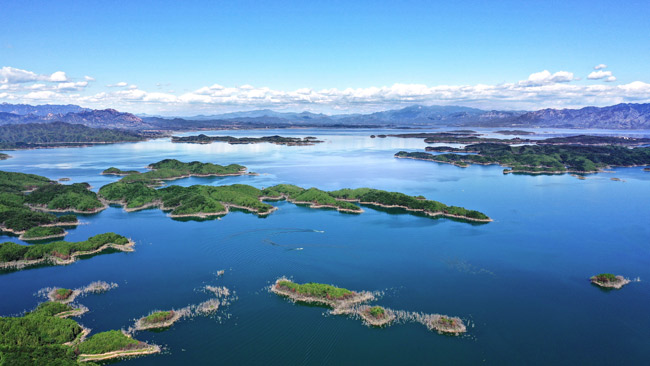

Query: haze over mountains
left=1, top=102, right=649, bottom=130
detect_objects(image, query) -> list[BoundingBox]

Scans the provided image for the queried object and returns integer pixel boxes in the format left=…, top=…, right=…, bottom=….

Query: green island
left=0, top=171, right=83, bottom=238
left=171, top=134, right=324, bottom=146
left=102, top=158, right=249, bottom=187
left=358, top=305, right=396, bottom=327
left=271, top=278, right=375, bottom=310
left=0, top=121, right=147, bottom=149
left=590, top=273, right=630, bottom=289
left=98, top=177, right=490, bottom=222
left=0, top=233, right=134, bottom=270
left=0, top=153, right=9, bottom=160
left=0, top=301, right=158, bottom=365
left=396, top=143, right=650, bottom=174
left=644, top=167, right=650, bottom=172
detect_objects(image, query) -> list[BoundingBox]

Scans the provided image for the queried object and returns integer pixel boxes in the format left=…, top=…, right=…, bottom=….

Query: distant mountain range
left=1, top=102, right=649, bottom=130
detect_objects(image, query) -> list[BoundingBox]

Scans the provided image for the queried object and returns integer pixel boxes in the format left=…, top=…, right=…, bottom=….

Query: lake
left=1, top=128, right=649, bottom=365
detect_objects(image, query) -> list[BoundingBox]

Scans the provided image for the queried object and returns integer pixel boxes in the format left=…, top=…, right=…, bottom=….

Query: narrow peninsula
left=0, top=233, right=134, bottom=271
left=271, top=278, right=375, bottom=310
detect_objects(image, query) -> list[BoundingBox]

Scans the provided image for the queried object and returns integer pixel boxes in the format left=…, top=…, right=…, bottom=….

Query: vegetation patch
left=20, top=226, right=66, bottom=240
left=358, top=305, right=396, bottom=327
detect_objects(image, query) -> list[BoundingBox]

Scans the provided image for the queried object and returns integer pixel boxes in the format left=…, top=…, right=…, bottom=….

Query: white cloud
left=107, top=81, right=128, bottom=87
left=519, top=70, right=575, bottom=86
left=49, top=71, right=68, bottom=82
left=594, top=64, right=607, bottom=70
left=588, top=70, right=614, bottom=80
left=84, top=75, right=95, bottom=81
left=0, top=66, right=40, bottom=84
left=56, top=81, right=88, bottom=90
left=1, top=66, right=649, bottom=113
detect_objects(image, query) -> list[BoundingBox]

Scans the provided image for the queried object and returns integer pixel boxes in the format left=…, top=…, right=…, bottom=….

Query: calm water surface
left=1, top=128, right=649, bottom=365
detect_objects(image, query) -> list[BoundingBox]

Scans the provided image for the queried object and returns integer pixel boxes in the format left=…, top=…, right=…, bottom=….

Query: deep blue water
left=1, top=128, right=649, bottom=365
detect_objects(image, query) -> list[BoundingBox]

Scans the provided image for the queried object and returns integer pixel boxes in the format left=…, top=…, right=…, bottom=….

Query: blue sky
left=1, top=0, right=649, bottom=115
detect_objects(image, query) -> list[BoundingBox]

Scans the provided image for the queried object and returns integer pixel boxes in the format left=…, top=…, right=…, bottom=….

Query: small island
left=101, top=167, right=141, bottom=176
left=0, top=301, right=158, bottom=364
left=48, top=288, right=79, bottom=303
left=171, top=134, right=324, bottom=146
left=271, top=278, right=375, bottom=310
left=0, top=232, right=134, bottom=270
left=0, top=153, right=11, bottom=160
left=643, top=167, right=650, bottom=172
left=135, top=310, right=183, bottom=330
left=495, top=130, right=536, bottom=135
left=103, top=158, right=250, bottom=187
left=590, top=273, right=630, bottom=289
left=358, top=305, right=396, bottom=327
left=428, top=314, right=467, bottom=334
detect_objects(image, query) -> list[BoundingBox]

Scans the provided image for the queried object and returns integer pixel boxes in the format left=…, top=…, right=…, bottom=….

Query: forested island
left=0, top=121, right=150, bottom=149
left=387, top=133, right=650, bottom=147
left=98, top=174, right=490, bottom=222
left=171, top=134, right=324, bottom=146
left=0, top=233, right=134, bottom=270
left=396, top=144, right=650, bottom=174
left=0, top=153, right=9, bottom=160
left=102, top=158, right=249, bottom=187
left=590, top=273, right=630, bottom=289
left=0, top=301, right=159, bottom=364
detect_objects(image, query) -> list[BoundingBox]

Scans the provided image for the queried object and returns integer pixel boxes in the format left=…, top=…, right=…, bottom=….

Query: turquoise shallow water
left=1, top=128, right=649, bottom=365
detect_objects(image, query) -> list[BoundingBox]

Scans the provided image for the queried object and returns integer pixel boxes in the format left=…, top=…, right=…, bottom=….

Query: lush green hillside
left=99, top=167, right=489, bottom=221
left=24, top=183, right=104, bottom=212
left=0, top=121, right=146, bottom=149
left=0, top=301, right=155, bottom=364
left=0, top=302, right=82, bottom=365
left=0, top=171, right=84, bottom=235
